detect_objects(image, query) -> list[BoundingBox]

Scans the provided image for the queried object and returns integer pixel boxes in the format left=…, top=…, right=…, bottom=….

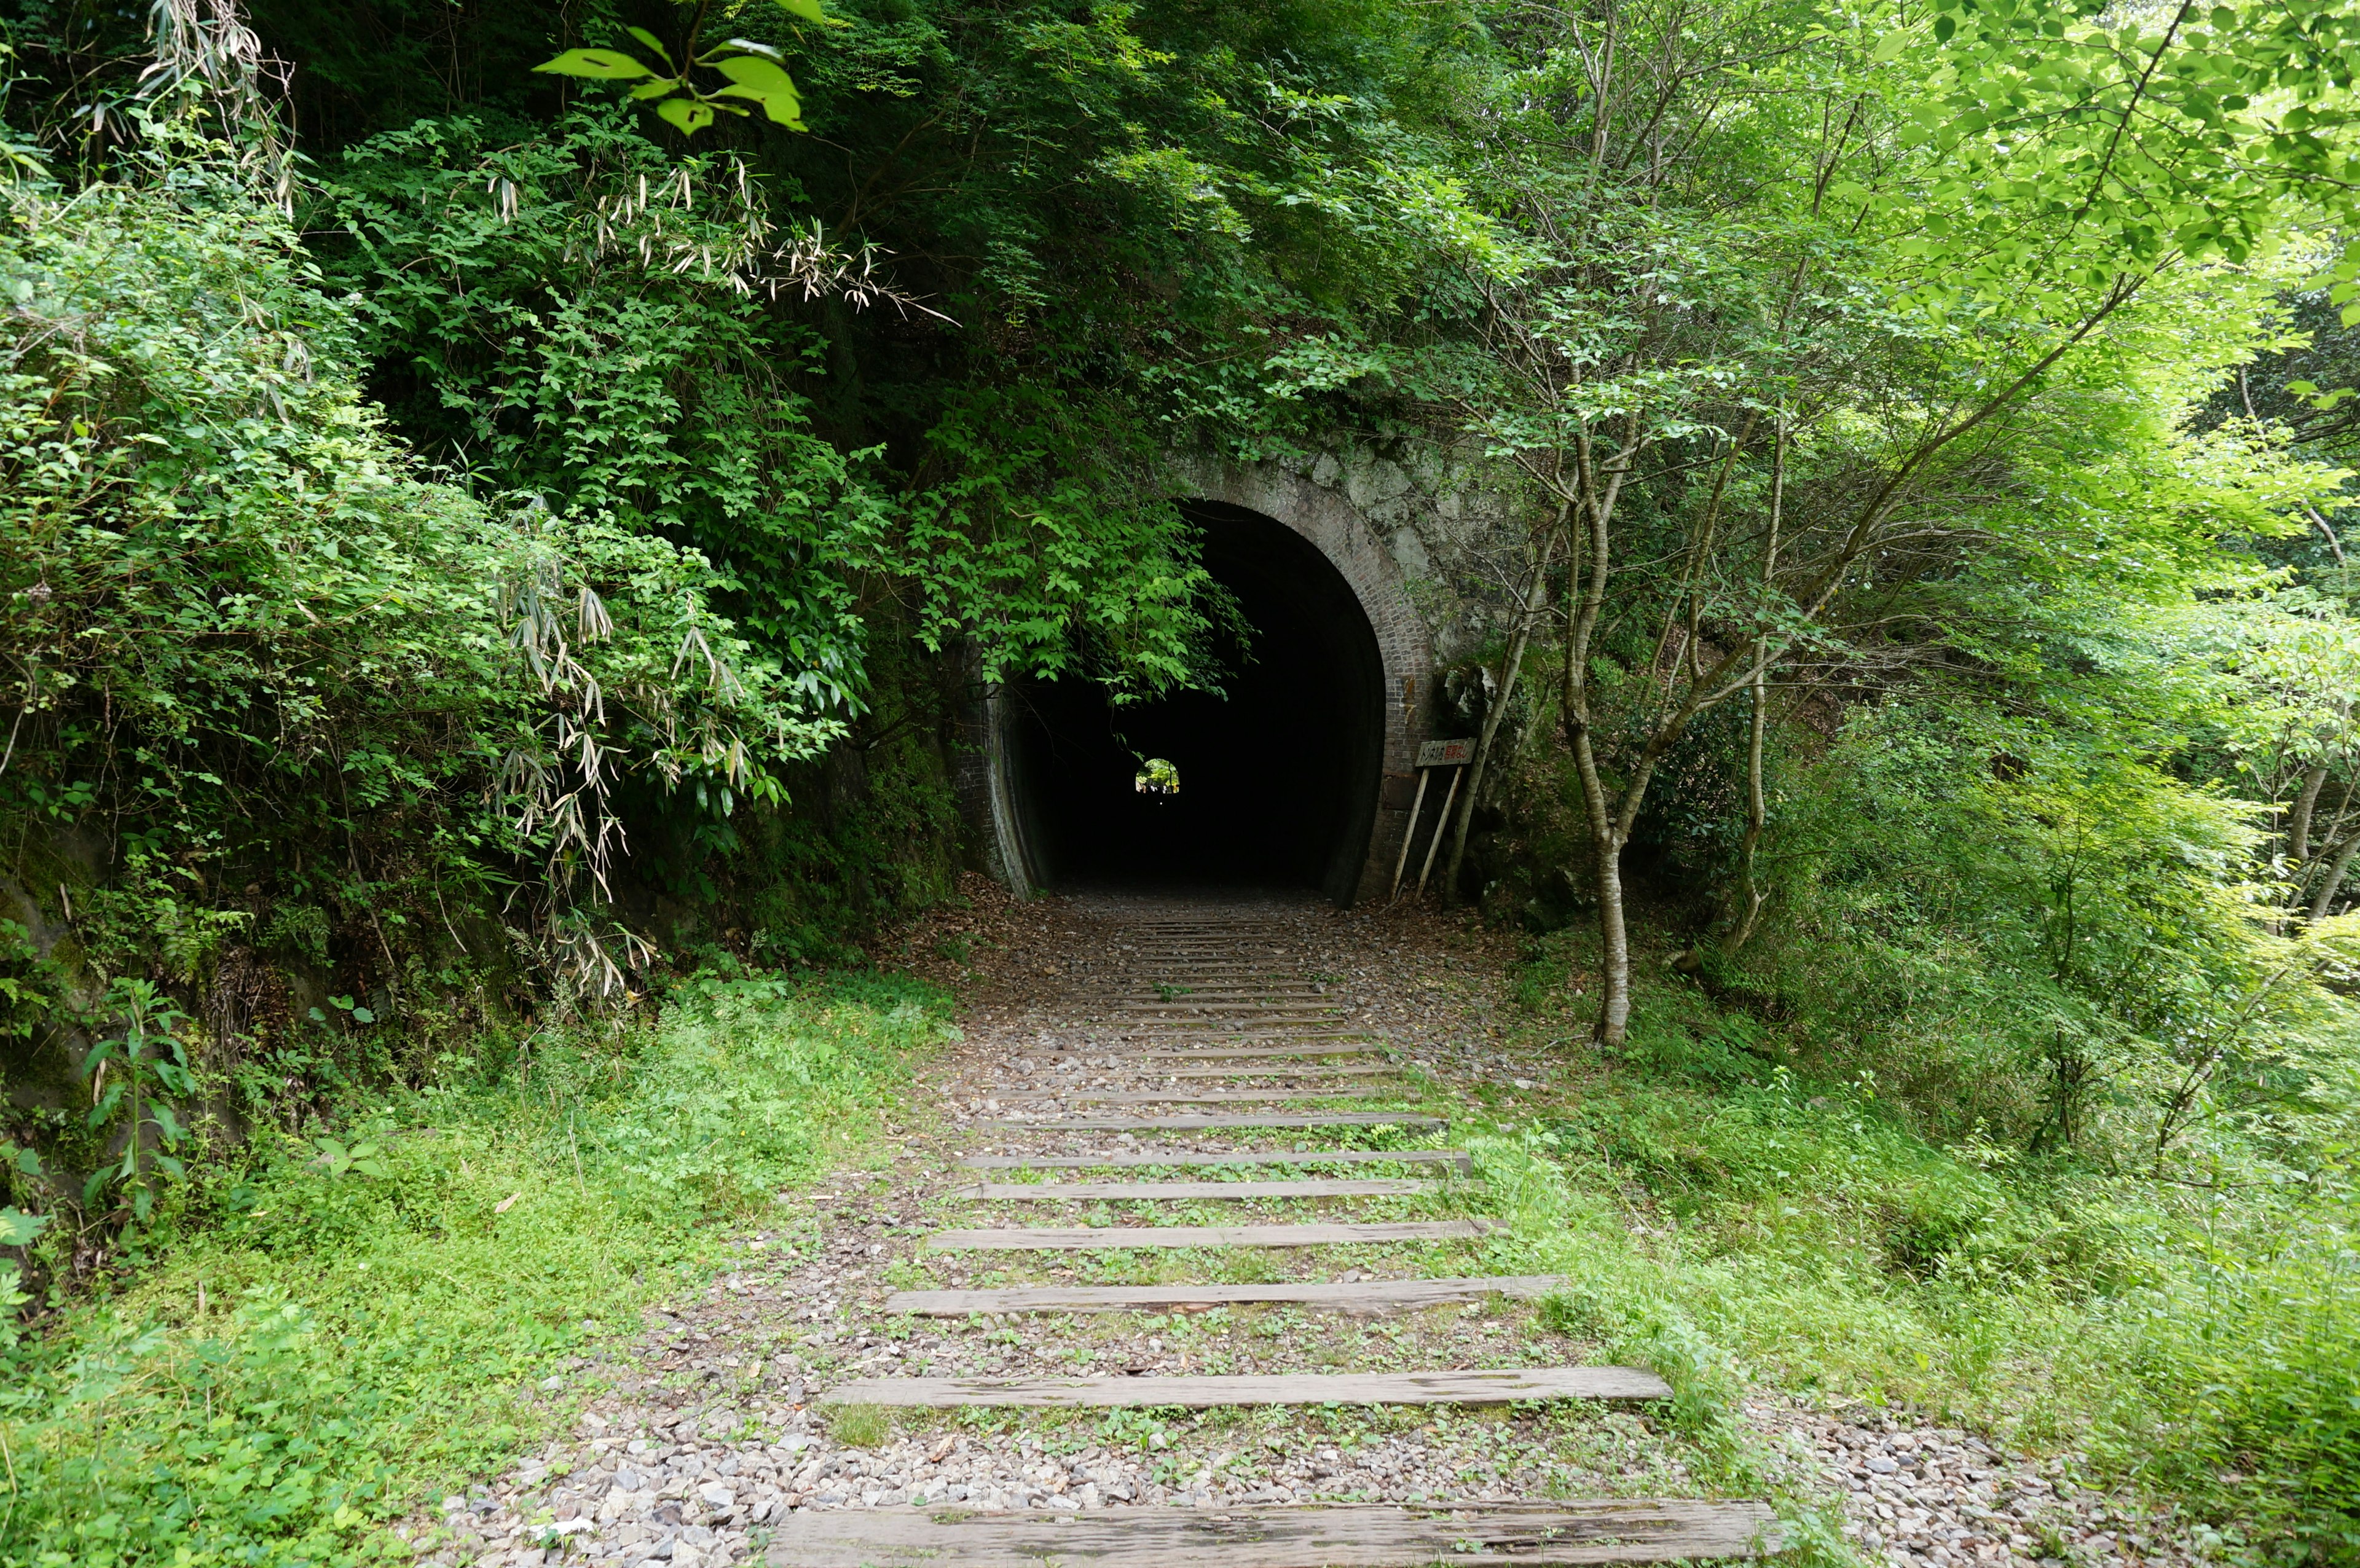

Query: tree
left=1447, top=0, right=2360, bottom=1044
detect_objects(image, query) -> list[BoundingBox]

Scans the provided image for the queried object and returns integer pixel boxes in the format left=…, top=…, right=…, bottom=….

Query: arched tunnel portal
left=998, top=500, right=1398, bottom=903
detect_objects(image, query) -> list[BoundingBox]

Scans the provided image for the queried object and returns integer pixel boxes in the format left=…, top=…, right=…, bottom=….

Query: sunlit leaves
left=713, top=55, right=806, bottom=128
left=531, top=1, right=818, bottom=138
left=1883, top=0, right=2360, bottom=311
left=532, top=48, right=651, bottom=80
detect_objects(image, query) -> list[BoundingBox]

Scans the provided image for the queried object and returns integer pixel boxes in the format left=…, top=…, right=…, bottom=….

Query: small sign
left=1417, top=738, right=1476, bottom=768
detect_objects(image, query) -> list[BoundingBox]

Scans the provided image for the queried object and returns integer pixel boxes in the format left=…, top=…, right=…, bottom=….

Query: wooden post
left=1388, top=769, right=1431, bottom=900
left=1415, top=766, right=1462, bottom=896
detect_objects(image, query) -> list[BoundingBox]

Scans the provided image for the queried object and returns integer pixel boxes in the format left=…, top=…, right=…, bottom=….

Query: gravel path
left=400, top=884, right=2223, bottom=1568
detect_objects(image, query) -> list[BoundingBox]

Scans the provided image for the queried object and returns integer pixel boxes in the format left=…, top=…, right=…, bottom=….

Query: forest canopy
left=0, top=0, right=2358, bottom=1559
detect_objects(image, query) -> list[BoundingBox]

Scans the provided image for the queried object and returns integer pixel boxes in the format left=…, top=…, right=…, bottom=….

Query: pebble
left=398, top=885, right=2227, bottom=1567
left=1749, top=1401, right=2220, bottom=1567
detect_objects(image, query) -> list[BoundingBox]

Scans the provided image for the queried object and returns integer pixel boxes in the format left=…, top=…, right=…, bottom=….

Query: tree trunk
left=1565, top=704, right=1632, bottom=1044
left=1592, top=828, right=1632, bottom=1043
left=2308, top=831, right=2359, bottom=923
left=1441, top=527, right=1560, bottom=906
left=1729, top=666, right=1770, bottom=953
left=1729, top=416, right=1785, bottom=955
left=2288, top=761, right=2329, bottom=864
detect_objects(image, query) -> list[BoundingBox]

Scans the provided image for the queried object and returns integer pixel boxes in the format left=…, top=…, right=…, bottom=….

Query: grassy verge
left=0, top=970, right=948, bottom=1568
left=1469, top=935, right=2360, bottom=1565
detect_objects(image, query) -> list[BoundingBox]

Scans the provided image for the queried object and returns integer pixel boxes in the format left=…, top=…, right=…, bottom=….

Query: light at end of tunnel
left=1134, top=757, right=1180, bottom=796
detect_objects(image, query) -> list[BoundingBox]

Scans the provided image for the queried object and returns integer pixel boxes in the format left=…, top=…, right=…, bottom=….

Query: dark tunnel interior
left=1004, top=503, right=1386, bottom=902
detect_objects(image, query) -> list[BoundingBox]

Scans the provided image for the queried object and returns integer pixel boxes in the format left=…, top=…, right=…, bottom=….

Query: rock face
left=1179, top=441, right=1539, bottom=678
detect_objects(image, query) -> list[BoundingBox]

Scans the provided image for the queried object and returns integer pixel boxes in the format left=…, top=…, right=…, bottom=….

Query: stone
left=1389, top=527, right=1432, bottom=575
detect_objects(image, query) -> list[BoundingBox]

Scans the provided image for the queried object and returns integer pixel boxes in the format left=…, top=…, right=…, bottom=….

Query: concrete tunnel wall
left=971, top=454, right=1442, bottom=906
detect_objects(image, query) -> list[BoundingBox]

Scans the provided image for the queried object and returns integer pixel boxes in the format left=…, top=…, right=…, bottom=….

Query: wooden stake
left=1415, top=766, right=1462, bottom=896
left=1388, top=767, right=1430, bottom=899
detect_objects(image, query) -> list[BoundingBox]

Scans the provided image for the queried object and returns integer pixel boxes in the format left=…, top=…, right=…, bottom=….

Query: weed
left=828, top=1404, right=892, bottom=1449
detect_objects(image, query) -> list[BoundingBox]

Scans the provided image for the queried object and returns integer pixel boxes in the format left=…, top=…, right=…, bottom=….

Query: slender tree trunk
left=1441, top=521, right=1562, bottom=906
left=2308, top=831, right=2359, bottom=923
left=1594, top=834, right=1632, bottom=1040
left=1729, top=416, right=1785, bottom=954
left=1567, top=711, right=1632, bottom=1043
left=2288, top=761, right=2329, bottom=863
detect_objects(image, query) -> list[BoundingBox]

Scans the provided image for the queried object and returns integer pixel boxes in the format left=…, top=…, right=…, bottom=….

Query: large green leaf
left=714, top=55, right=804, bottom=128
left=656, top=97, right=718, bottom=135
left=771, top=0, right=830, bottom=23
left=532, top=48, right=651, bottom=80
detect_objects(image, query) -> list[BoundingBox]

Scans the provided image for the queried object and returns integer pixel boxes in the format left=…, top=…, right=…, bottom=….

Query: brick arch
left=971, top=457, right=1438, bottom=904
left=1167, top=457, right=1437, bottom=901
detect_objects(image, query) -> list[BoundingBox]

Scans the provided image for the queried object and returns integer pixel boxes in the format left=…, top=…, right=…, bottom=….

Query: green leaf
left=624, top=26, right=675, bottom=65
left=714, top=56, right=806, bottom=127
left=657, top=97, right=718, bottom=134
left=0, top=1207, right=45, bottom=1247
left=532, top=48, right=652, bottom=79
left=349, top=1005, right=376, bottom=1024
left=1871, top=29, right=1911, bottom=61
left=1933, top=15, right=1956, bottom=42
left=149, top=1103, right=185, bottom=1145
left=771, top=0, right=830, bottom=22
left=628, top=78, right=681, bottom=101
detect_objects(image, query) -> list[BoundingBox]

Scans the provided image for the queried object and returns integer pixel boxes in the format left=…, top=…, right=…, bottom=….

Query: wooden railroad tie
left=954, top=1177, right=1433, bottom=1200
left=763, top=1499, right=1782, bottom=1566
left=819, top=1365, right=1670, bottom=1408
left=1115, top=1044, right=1384, bottom=1060
left=924, top=1220, right=1493, bottom=1250
left=985, top=1089, right=1391, bottom=1105
left=972, top=1113, right=1445, bottom=1132
left=1146, top=1064, right=1399, bottom=1079
left=883, top=1274, right=1565, bottom=1316
left=954, top=1150, right=1473, bottom=1174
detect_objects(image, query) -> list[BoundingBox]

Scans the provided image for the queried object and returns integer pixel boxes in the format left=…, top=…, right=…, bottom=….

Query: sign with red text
left=1416, top=739, right=1475, bottom=768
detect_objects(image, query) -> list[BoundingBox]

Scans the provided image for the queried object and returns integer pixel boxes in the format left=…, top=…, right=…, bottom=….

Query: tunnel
left=1001, top=501, right=1387, bottom=903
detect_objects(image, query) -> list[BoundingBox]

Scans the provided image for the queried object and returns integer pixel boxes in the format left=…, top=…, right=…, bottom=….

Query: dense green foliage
left=0, top=0, right=2358, bottom=1561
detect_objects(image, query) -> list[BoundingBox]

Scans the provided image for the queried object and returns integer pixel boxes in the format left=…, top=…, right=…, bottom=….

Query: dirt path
left=403, top=889, right=2196, bottom=1568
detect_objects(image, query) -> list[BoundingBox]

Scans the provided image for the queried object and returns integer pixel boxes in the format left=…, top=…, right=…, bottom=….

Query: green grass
left=0, top=970, right=948, bottom=1568
left=1478, top=941, right=2360, bottom=1565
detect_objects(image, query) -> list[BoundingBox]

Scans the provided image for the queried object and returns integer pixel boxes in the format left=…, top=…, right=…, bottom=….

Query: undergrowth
left=1476, top=935, right=2360, bottom=1566
left=0, top=970, right=948, bottom=1568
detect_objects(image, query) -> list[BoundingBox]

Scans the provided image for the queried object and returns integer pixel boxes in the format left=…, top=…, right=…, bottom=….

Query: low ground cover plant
left=0, top=971, right=946, bottom=1568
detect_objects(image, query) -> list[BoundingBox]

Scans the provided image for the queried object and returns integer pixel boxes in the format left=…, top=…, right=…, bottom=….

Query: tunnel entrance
left=1004, top=501, right=1386, bottom=902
